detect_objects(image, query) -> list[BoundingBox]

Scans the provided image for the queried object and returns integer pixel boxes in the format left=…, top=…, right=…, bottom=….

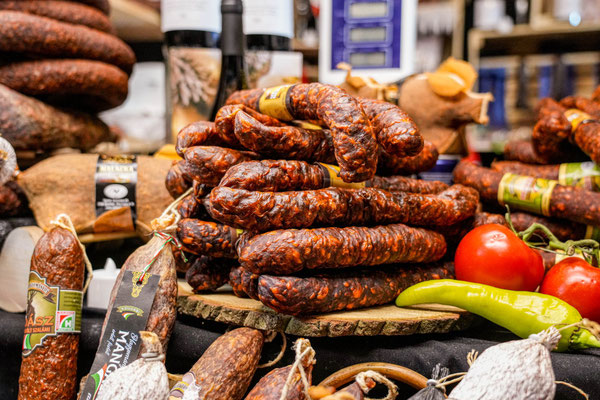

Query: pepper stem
left=504, top=206, right=600, bottom=265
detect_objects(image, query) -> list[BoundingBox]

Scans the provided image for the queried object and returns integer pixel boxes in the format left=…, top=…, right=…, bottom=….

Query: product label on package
left=558, top=162, right=600, bottom=191
left=498, top=173, right=557, bottom=216
left=243, top=0, right=294, bottom=38
left=317, top=163, right=368, bottom=189
left=79, top=271, right=159, bottom=400
left=564, top=109, right=595, bottom=132
left=258, top=84, right=294, bottom=121
left=168, top=372, right=196, bottom=399
left=95, top=155, right=137, bottom=231
left=22, top=271, right=82, bottom=356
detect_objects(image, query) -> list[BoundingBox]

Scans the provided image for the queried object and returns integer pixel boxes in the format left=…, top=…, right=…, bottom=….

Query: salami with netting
left=257, top=262, right=455, bottom=316
left=238, top=224, right=446, bottom=274
left=207, top=185, right=478, bottom=231
left=226, top=83, right=378, bottom=182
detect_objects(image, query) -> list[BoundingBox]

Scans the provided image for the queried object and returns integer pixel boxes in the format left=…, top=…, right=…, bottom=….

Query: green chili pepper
left=395, top=279, right=600, bottom=352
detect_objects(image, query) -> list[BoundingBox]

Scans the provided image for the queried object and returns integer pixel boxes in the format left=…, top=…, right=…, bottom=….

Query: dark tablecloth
left=2, top=309, right=599, bottom=399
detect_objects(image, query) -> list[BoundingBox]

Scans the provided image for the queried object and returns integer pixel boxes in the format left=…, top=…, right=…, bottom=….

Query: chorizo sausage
left=257, top=262, right=455, bottom=316
left=18, top=226, right=85, bottom=400
left=560, top=96, right=600, bottom=118
left=219, top=160, right=448, bottom=193
left=177, top=194, right=203, bottom=219
left=175, top=121, right=226, bottom=156
left=170, top=327, right=264, bottom=400
left=509, top=212, right=591, bottom=242
left=207, top=185, right=479, bottom=231
left=181, top=146, right=257, bottom=186
left=229, top=266, right=259, bottom=300
left=185, top=256, right=235, bottom=292
left=215, top=104, right=284, bottom=139
left=492, top=160, right=600, bottom=191
left=453, top=160, right=600, bottom=227
left=234, top=110, right=337, bottom=163
left=504, top=140, right=553, bottom=165
left=532, top=101, right=571, bottom=161
left=571, top=119, right=600, bottom=166
left=491, top=161, right=559, bottom=180
left=177, top=218, right=240, bottom=258
left=358, top=97, right=423, bottom=157
left=166, top=160, right=192, bottom=199
left=239, top=224, right=447, bottom=274
left=244, top=339, right=315, bottom=400
left=378, top=141, right=439, bottom=176
left=227, top=83, right=378, bottom=182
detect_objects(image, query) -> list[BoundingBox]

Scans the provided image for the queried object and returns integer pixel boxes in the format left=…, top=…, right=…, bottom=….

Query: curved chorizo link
left=239, top=224, right=446, bottom=275
left=256, top=262, right=455, bottom=316
left=175, top=121, right=227, bottom=156
left=165, top=160, right=192, bottom=199
left=234, top=110, right=336, bottom=163
left=215, top=104, right=283, bottom=140
left=377, top=140, right=439, bottom=176
left=226, top=83, right=378, bottom=182
left=185, top=256, right=235, bottom=293
left=358, top=97, right=423, bottom=157
left=177, top=218, right=240, bottom=258
left=180, top=146, right=257, bottom=186
left=219, top=159, right=448, bottom=193
left=208, top=185, right=478, bottom=231
left=229, top=266, right=259, bottom=300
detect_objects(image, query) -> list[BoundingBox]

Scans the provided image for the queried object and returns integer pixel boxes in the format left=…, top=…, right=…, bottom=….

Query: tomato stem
left=504, top=206, right=600, bottom=265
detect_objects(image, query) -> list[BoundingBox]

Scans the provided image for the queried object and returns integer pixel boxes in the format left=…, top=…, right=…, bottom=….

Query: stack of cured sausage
left=454, top=87, right=600, bottom=251
left=0, top=0, right=134, bottom=154
left=167, top=83, right=484, bottom=316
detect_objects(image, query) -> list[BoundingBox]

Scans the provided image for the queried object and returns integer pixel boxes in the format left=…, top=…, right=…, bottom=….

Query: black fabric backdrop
left=2, top=309, right=599, bottom=399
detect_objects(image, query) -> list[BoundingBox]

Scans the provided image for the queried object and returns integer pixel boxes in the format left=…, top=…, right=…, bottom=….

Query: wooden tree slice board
left=177, top=282, right=476, bottom=337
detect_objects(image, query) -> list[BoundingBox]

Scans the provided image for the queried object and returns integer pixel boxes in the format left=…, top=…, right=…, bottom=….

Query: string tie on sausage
left=355, top=370, right=398, bottom=400
left=279, top=338, right=315, bottom=400
left=137, top=231, right=184, bottom=284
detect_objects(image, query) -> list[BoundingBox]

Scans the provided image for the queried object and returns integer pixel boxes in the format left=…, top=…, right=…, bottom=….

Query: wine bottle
left=161, top=0, right=221, bottom=141
left=244, top=0, right=294, bottom=51
left=210, top=0, right=249, bottom=120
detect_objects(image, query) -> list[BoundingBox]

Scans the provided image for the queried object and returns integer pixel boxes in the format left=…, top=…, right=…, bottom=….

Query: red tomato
left=454, top=224, right=545, bottom=291
left=540, top=257, right=600, bottom=322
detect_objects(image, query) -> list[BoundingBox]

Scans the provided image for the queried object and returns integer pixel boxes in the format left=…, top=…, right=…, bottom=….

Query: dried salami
left=234, top=110, right=336, bottom=163
left=165, top=160, right=192, bottom=199
left=208, top=185, right=478, bottom=231
left=239, top=224, right=446, bottom=274
left=531, top=99, right=571, bottom=161
left=215, top=104, right=283, bottom=140
left=227, top=83, right=378, bottom=182
left=491, top=161, right=559, bottom=180
left=219, top=159, right=448, bottom=194
left=453, top=160, right=600, bottom=227
left=181, top=146, right=257, bottom=186
left=185, top=256, right=234, bottom=292
left=378, top=141, right=439, bottom=176
left=177, top=194, right=204, bottom=219
left=358, top=97, right=423, bottom=157
left=257, top=262, right=454, bottom=316
left=177, top=218, right=240, bottom=258
left=170, top=327, right=264, bottom=400
left=504, top=140, right=553, bottom=165
left=18, top=225, right=85, bottom=400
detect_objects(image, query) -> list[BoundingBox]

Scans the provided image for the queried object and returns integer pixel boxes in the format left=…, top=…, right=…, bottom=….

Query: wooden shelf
left=469, top=23, right=600, bottom=68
